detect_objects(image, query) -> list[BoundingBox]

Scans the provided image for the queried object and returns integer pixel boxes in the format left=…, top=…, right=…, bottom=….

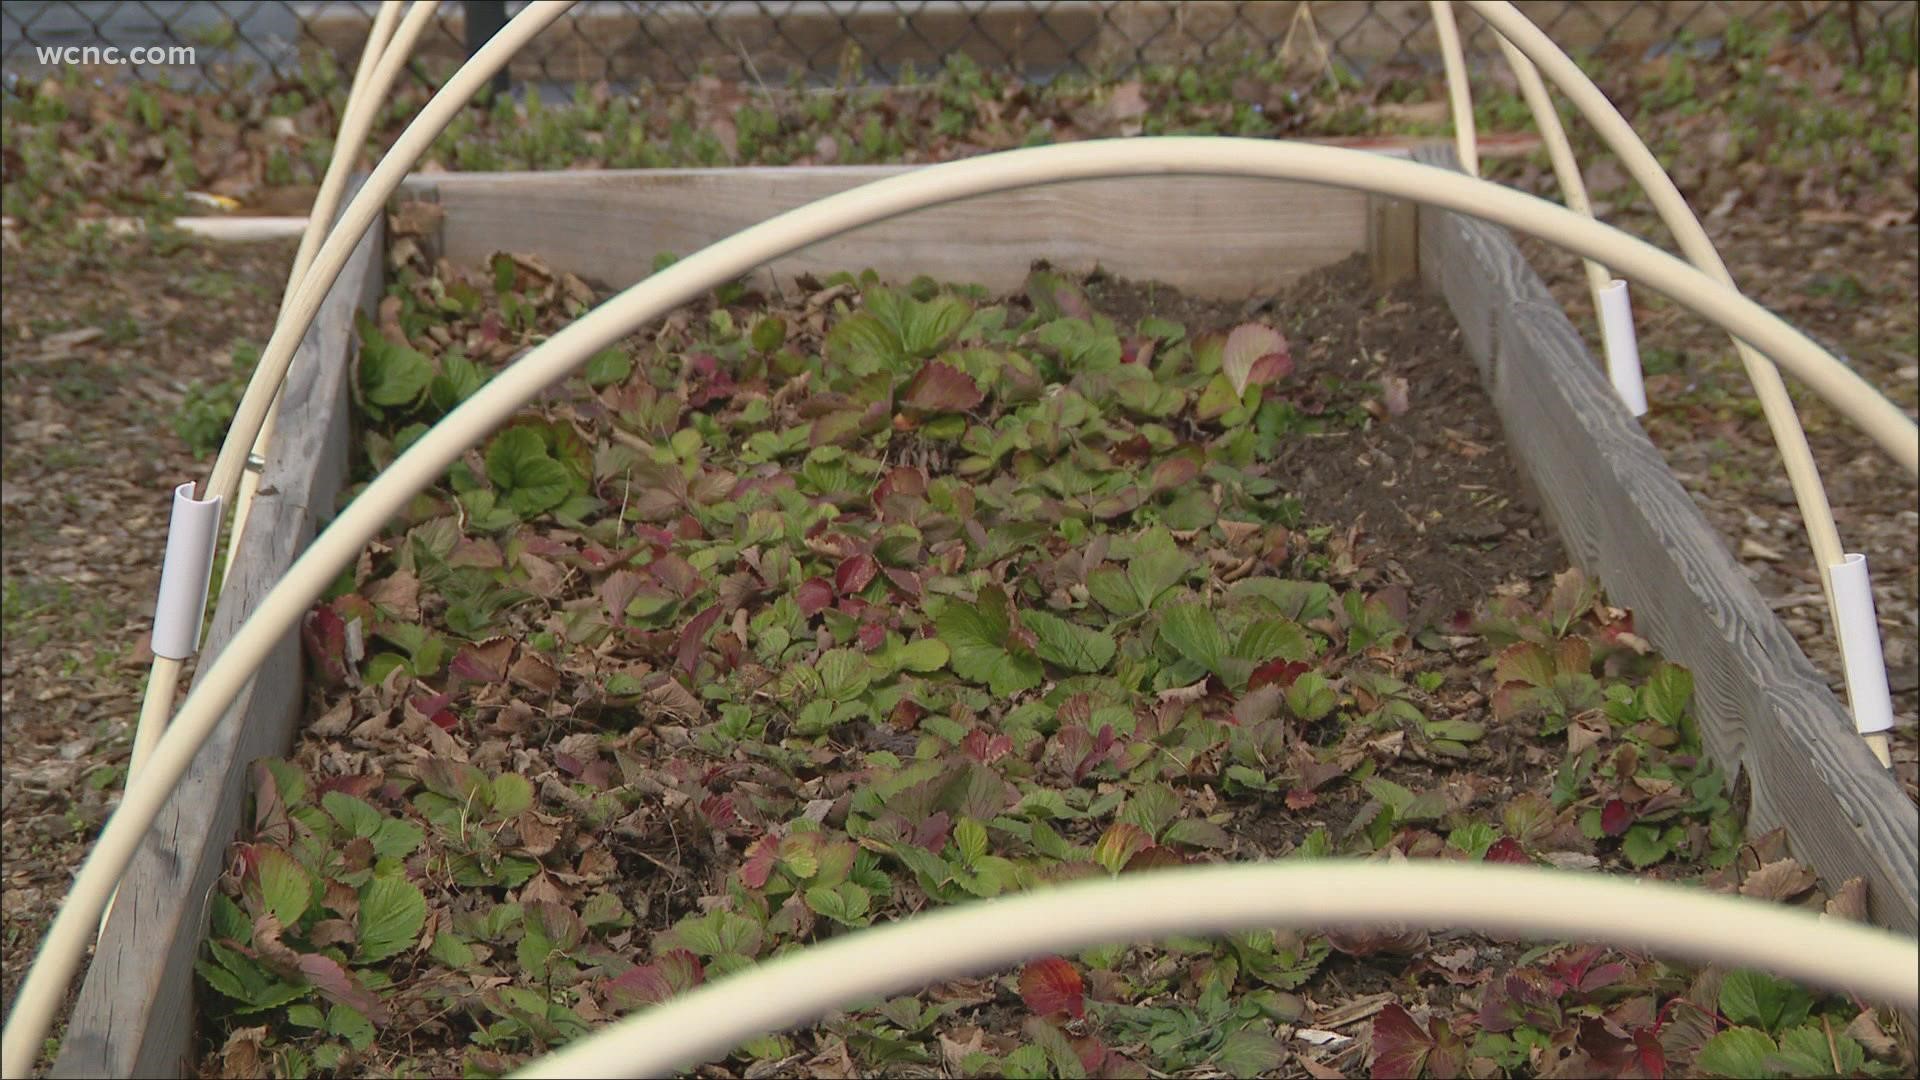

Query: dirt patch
left=0, top=230, right=298, bottom=1042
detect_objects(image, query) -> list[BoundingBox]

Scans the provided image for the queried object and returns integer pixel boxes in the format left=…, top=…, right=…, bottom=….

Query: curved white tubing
left=224, top=0, right=439, bottom=577
left=1486, top=33, right=1612, bottom=305
left=514, top=862, right=1920, bottom=1078
left=197, top=1, right=573, bottom=516
left=1463, top=0, right=1885, bottom=760
left=7, top=138, right=1918, bottom=1076
left=1430, top=2, right=1480, bottom=177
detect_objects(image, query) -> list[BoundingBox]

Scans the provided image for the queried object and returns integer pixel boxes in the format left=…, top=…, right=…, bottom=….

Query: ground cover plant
left=182, top=217, right=1911, bottom=1079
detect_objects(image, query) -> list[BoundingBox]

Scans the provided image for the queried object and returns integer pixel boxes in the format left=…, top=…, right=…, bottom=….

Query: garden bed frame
left=53, top=147, right=1917, bottom=1077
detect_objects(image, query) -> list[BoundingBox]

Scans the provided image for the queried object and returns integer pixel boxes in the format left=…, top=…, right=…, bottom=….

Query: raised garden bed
left=55, top=154, right=1917, bottom=1078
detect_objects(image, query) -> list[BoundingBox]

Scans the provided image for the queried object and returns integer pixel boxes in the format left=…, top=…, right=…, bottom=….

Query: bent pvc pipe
left=1465, top=0, right=1867, bottom=740
left=1599, top=279, right=1648, bottom=416
left=198, top=0, right=573, bottom=518
left=224, top=1, right=436, bottom=582
left=513, top=862, right=1920, bottom=1079
left=1430, top=2, right=1480, bottom=177
left=9, top=140, right=1920, bottom=1076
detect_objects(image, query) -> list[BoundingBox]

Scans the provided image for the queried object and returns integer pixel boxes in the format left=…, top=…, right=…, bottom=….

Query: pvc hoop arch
left=9, top=137, right=1920, bottom=1075
left=513, top=861, right=1920, bottom=1078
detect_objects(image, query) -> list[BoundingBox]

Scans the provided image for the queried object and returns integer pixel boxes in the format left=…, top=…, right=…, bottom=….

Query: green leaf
left=953, top=818, right=990, bottom=868
left=584, top=348, right=633, bottom=388
left=1696, top=1027, right=1777, bottom=1079
left=361, top=336, right=434, bottom=408
left=1160, top=602, right=1227, bottom=675
left=1643, top=662, right=1694, bottom=727
left=1216, top=1030, right=1287, bottom=1076
left=489, top=773, right=534, bottom=819
left=818, top=648, right=873, bottom=702
left=485, top=427, right=573, bottom=518
left=1620, top=823, right=1672, bottom=868
left=803, top=882, right=871, bottom=925
left=369, top=817, right=425, bottom=862
left=1234, top=618, right=1309, bottom=663
left=326, top=1004, right=376, bottom=1051
left=255, top=847, right=311, bottom=929
left=1087, top=567, right=1143, bottom=616
left=1119, top=783, right=1180, bottom=840
left=429, top=351, right=487, bottom=411
left=1719, top=969, right=1814, bottom=1034
left=890, top=638, right=949, bottom=673
left=1020, top=610, right=1115, bottom=673
left=322, top=791, right=383, bottom=839
left=357, top=876, right=426, bottom=964
left=1127, top=550, right=1194, bottom=610
left=935, top=588, right=1043, bottom=697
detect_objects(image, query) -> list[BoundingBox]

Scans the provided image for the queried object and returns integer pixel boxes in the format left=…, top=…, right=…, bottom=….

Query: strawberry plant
left=187, top=231, right=1909, bottom=1079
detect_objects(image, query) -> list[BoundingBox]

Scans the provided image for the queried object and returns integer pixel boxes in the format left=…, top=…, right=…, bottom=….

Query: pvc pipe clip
left=151, top=481, right=222, bottom=660
left=1599, top=279, right=1649, bottom=416
left=1831, top=553, right=1895, bottom=737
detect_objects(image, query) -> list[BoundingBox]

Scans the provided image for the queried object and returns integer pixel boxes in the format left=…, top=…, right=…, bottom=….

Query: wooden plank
left=51, top=209, right=382, bottom=1079
left=1366, top=193, right=1419, bottom=291
left=400, top=163, right=1381, bottom=300
left=1412, top=146, right=1918, bottom=937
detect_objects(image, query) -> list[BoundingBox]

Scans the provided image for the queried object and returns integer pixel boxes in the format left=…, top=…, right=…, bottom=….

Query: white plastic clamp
left=1830, top=553, right=1895, bottom=737
left=150, top=481, right=223, bottom=660
left=1599, top=278, right=1649, bottom=417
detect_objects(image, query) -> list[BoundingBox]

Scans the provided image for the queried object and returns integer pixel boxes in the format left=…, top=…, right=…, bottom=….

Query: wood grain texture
left=1366, top=193, right=1419, bottom=292
left=398, top=164, right=1379, bottom=300
left=1413, top=146, right=1918, bottom=937
left=51, top=211, right=382, bottom=1079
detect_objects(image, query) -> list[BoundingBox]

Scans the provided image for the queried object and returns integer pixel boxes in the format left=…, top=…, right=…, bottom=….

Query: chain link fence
left=2, top=2, right=1913, bottom=92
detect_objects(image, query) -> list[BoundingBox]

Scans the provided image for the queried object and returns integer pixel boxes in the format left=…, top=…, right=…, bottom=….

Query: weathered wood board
left=1412, top=146, right=1918, bottom=937
left=398, top=161, right=1395, bottom=301
left=51, top=211, right=382, bottom=1078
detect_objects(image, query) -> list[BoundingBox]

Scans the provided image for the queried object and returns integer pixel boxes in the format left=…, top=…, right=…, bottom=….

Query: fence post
left=465, top=0, right=510, bottom=94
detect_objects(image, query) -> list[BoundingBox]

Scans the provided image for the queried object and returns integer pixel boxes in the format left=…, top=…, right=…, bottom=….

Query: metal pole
left=466, top=0, right=510, bottom=95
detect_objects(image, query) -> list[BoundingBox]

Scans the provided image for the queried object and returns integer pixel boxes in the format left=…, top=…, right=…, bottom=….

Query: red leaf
left=884, top=567, right=923, bottom=598
left=298, top=953, right=388, bottom=1024
left=1601, top=798, right=1635, bottom=837
left=1284, top=789, right=1319, bottom=810
left=1249, top=658, right=1311, bottom=691
left=836, top=553, right=878, bottom=595
left=961, top=729, right=1013, bottom=764
left=795, top=577, right=835, bottom=616
left=698, top=794, right=738, bottom=829
left=1122, top=846, right=1189, bottom=872
left=857, top=621, right=887, bottom=651
left=741, top=835, right=778, bottom=889
left=675, top=604, right=723, bottom=677
left=902, top=361, right=985, bottom=412
left=1092, top=822, right=1156, bottom=875
left=1370, top=1003, right=1434, bottom=1079
left=301, top=605, right=351, bottom=687
left=1484, top=837, right=1533, bottom=864
left=1018, top=956, right=1085, bottom=1019
left=913, top=811, right=951, bottom=852
left=603, top=949, right=704, bottom=1011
